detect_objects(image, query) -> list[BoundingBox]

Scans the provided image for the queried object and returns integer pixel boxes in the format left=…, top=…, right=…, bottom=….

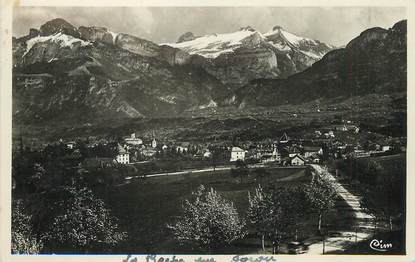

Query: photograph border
left=1, top=0, right=414, bottom=261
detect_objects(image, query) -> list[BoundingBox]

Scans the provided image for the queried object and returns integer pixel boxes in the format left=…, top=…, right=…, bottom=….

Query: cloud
left=13, top=6, right=406, bottom=46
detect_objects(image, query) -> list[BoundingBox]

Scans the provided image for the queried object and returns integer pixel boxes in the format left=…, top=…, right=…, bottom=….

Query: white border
left=1, top=1, right=414, bottom=262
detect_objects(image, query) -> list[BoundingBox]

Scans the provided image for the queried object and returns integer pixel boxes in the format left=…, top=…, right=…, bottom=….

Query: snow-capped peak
left=163, top=29, right=260, bottom=59
left=164, top=26, right=334, bottom=62
left=24, top=32, right=90, bottom=57
left=239, top=26, right=256, bottom=32
left=264, top=26, right=316, bottom=46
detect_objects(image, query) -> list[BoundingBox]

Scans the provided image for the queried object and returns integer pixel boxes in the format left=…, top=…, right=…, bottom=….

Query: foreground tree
left=230, top=160, right=249, bottom=183
left=269, top=187, right=302, bottom=254
left=168, top=185, right=245, bottom=251
left=360, top=169, right=405, bottom=232
left=247, top=186, right=310, bottom=253
left=31, top=186, right=127, bottom=252
left=11, top=200, right=43, bottom=254
left=305, top=172, right=337, bottom=232
left=247, top=186, right=274, bottom=251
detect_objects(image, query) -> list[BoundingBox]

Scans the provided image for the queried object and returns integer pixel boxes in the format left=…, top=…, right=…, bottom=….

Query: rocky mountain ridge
left=164, top=25, right=335, bottom=86
left=12, top=18, right=406, bottom=124
left=12, top=19, right=231, bottom=122
left=233, top=20, right=406, bottom=108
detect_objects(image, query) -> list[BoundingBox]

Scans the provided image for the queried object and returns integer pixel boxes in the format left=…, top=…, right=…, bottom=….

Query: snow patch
left=24, top=33, right=91, bottom=57
left=199, top=99, right=217, bottom=109
left=300, top=50, right=323, bottom=60
left=109, top=31, right=118, bottom=44
left=164, top=29, right=258, bottom=59
left=265, top=27, right=317, bottom=47
left=158, top=95, right=177, bottom=104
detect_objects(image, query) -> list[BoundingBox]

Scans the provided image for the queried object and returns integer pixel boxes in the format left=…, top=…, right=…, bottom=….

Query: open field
left=93, top=166, right=318, bottom=253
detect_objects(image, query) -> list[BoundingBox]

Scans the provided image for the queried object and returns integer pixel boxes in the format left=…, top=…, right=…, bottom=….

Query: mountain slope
left=164, top=26, right=335, bottom=86
left=12, top=19, right=231, bottom=122
left=234, top=20, right=406, bottom=107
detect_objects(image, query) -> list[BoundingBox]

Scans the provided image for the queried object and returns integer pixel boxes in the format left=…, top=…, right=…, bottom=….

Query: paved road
left=302, top=164, right=374, bottom=254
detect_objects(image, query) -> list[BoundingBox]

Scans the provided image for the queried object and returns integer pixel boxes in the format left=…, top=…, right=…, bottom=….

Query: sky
left=13, top=7, right=406, bottom=46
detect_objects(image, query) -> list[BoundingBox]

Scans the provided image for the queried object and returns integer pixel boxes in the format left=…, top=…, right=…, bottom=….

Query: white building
left=151, top=138, right=157, bottom=148
left=203, top=150, right=212, bottom=158
left=115, top=144, right=130, bottom=164
left=382, top=145, right=391, bottom=152
left=230, top=147, right=246, bottom=162
left=303, top=146, right=323, bottom=158
left=125, top=133, right=143, bottom=146
left=66, top=141, right=76, bottom=149
left=290, top=154, right=305, bottom=166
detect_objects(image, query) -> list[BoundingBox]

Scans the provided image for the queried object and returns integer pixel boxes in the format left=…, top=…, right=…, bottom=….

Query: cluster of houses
left=230, top=133, right=324, bottom=166
left=58, top=119, right=403, bottom=168
left=112, top=133, right=214, bottom=164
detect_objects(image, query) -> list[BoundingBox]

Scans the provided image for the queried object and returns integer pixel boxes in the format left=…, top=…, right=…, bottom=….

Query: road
left=301, top=164, right=374, bottom=254
left=125, top=165, right=234, bottom=180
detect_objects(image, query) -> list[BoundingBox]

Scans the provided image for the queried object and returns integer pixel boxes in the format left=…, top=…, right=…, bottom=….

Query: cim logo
left=369, top=239, right=392, bottom=252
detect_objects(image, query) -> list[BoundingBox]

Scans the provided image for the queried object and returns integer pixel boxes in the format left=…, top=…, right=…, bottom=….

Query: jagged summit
left=239, top=26, right=256, bottom=32
left=39, top=18, right=80, bottom=38
left=272, top=25, right=284, bottom=31
left=164, top=25, right=335, bottom=85
left=177, top=32, right=196, bottom=43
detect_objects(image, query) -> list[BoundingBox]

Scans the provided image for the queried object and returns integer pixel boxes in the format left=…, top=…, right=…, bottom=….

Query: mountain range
left=12, top=18, right=406, bottom=123
left=234, top=20, right=406, bottom=108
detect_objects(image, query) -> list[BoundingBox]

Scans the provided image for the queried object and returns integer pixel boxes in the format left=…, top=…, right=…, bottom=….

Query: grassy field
left=93, top=166, right=317, bottom=253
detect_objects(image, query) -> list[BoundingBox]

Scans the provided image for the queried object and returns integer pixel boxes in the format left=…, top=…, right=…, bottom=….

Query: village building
left=142, top=147, right=157, bottom=157
left=314, top=130, right=322, bottom=137
left=288, top=146, right=302, bottom=158
left=382, top=145, right=391, bottom=152
left=66, top=141, right=76, bottom=149
left=203, top=149, right=212, bottom=158
left=115, top=144, right=130, bottom=164
left=151, top=138, right=157, bottom=148
left=176, top=142, right=190, bottom=153
left=125, top=133, right=143, bottom=146
left=308, top=154, right=321, bottom=163
left=230, top=147, right=246, bottom=162
left=290, top=154, right=306, bottom=166
left=303, top=146, right=323, bottom=158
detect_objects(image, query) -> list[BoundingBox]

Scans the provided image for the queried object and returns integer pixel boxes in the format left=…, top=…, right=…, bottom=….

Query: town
left=12, top=116, right=406, bottom=254
left=23, top=119, right=404, bottom=174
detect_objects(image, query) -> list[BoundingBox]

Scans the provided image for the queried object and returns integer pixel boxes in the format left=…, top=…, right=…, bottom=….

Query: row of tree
left=12, top=148, right=127, bottom=254
left=168, top=172, right=337, bottom=254
left=336, top=157, right=405, bottom=232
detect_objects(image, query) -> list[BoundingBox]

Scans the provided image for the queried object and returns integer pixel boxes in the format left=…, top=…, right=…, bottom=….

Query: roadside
left=301, top=164, right=374, bottom=254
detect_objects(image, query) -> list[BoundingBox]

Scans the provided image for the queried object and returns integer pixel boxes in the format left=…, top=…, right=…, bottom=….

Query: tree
left=168, top=185, right=245, bottom=251
left=269, top=187, right=302, bottom=254
left=252, top=168, right=268, bottom=185
left=247, top=186, right=274, bottom=251
left=357, top=159, right=382, bottom=185
left=305, top=172, right=337, bottom=232
left=288, top=186, right=312, bottom=241
left=360, top=170, right=405, bottom=232
left=211, top=148, right=221, bottom=171
left=247, top=186, right=310, bottom=254
left=230, top=160, right=249, bottom=183
left=31, top=186, right=127, bottom=252
left=11, top=199, right=43, bottom=254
